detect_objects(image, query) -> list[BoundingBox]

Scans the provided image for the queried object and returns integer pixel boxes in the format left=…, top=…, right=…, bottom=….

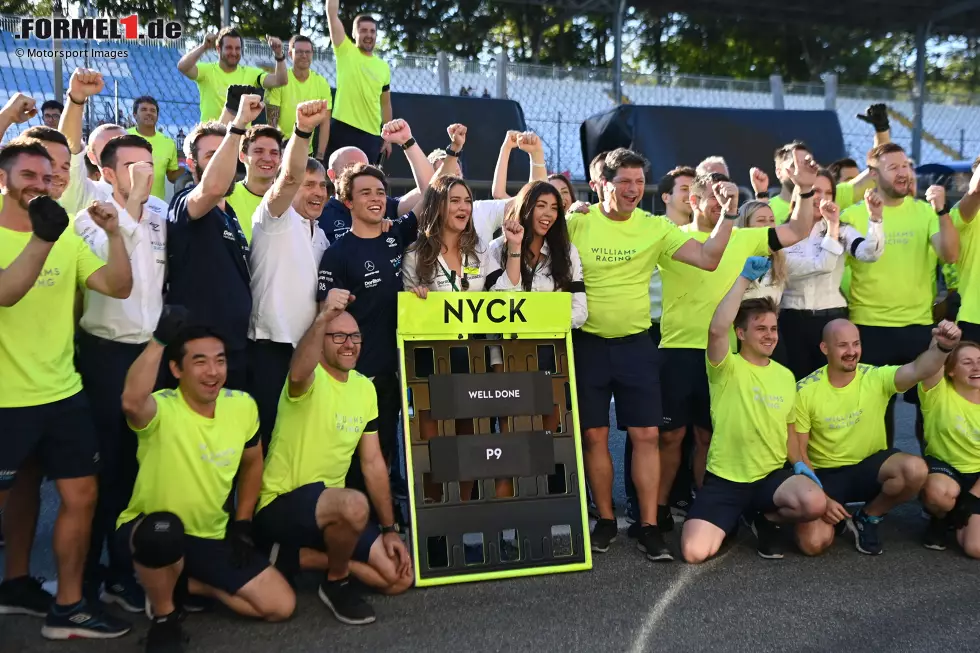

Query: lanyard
left=438, top=260, right=464, bottom=292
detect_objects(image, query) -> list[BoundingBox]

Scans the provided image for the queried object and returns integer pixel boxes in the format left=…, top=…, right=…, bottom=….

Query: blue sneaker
left=102, top=577, right=146, bottom=614
left=847, top=510, right=884, bottom=555
left=41, top=599, right=132, bottom=640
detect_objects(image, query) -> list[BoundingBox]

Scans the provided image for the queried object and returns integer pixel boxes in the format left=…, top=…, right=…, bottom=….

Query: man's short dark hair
left=337, top=162, right=387, bottom=203
left=774, top=140, right=810, bottom=166
left=353, top=14, right=377, bottom=28
left=217, top=26, right=243, bottom=50
left=132, top=95, right=159, bottom=116
left=690, top=171, right=730, bottom=199
left=0, top=138, right=53, bottom=174
left=40, top=100, right=64, bottom=114
left=241, top=125, right=283, bottom=156
left=589, top=151, right=609, bottom=184
left=185, top=121, right=226, bottom=160
left=827, top=157, right=859, bottom=182
left=306, top=157, right=325, bottom=176
left=289, top=34, right=313, bottom=50
left=657, top=166, right=697, bottom=197
left=19, top=126, right=70, bottom=150
left=867, top=142, right=905, bottom=167
left=601, top=148, right=648, bottom=182
left=734, top=297, right=778, bottom=332
left=100, top=134, right=152, bottom=168
left=166, top=324, right=226, bottom=369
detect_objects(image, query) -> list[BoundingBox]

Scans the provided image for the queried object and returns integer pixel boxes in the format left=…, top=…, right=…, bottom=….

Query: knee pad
left=132, top=512, right=185, bottom=569
left=949, top=492, right=979, bottom=530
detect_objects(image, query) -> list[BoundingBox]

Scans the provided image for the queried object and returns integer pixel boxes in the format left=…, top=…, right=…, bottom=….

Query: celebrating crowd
left=1, top=5, right=980, bottom=653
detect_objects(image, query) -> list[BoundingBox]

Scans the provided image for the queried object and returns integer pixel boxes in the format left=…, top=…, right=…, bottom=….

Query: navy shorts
left=925, top=456, right=980, bottom=494
left=687, top=467, right=794, bottom=534
left=856, top=324, right=932, bottom=404
left=817, top=448, right=901, bottom=504
left=253, top=482, right=379, bottom=564
left=0, top=391, right=100, bottom=491
left=659, top=347, right=712, bottom=432
left=572, top=330, right=661, bottom=430
left=116, top=517, right=269, bottom=596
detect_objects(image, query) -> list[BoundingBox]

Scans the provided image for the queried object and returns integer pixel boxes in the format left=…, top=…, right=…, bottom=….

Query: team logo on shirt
left=386, top=237, right=396, bottom=246
left=365, top=261, right=376, bottom=272
left=34, top=267, right=62, bottom=287
left=590, top=247, right=636, bottom=263
left=822, top=409, right=865, bottom=430
left=334, top=220, right=345, bottom=229
left=335, top=413, right=366, bottom=434
left=199, top=443, right=236, bottom=467
left=953, top=415, right=980, bottom=442
left=751, top=386, right=785, bottom=411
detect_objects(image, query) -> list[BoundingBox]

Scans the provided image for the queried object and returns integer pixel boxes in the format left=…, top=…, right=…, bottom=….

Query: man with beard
left=841, top=143, right=960, bottom=448
left=177, top=27, right=287, bottom=124
left=794, top=319, right=956, bottom=556
left=682, top=257, right=826, bottom=563
left=163, top=95, right=265, bottom=391
left=656, top=154, right=817, bottom=549
left=127, top=96, right=182, bottom=201
left=0, top=139, right=133, bottom=638
left=325, top=1, right=392, bottom=161
left=227, top=125, right=284, bottom=244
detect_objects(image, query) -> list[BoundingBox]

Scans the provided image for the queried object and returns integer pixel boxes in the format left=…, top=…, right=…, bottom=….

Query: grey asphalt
left=4, top=399, right=980, bottom=652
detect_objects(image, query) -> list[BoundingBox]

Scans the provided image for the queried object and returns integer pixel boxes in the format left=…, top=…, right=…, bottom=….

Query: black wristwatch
left=799, top=189, right=815, bottom=199
left=755, top=191, right=770, bottom=199
left=445, top=145, right=461, bottom=157
left=401, top=137, right=416, bottom=150
left=380, top=524, right=397, bottom=534
left=724, top=212, right=738, bottom=220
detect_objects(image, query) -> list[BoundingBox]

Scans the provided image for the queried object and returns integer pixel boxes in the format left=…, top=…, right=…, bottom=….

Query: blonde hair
left=736, top=200, right=786, bottom=288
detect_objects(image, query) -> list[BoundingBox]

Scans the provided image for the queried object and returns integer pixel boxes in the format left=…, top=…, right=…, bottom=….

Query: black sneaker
left=41, top=599, right=132, bottom=640
left=751, top=515, right=785, bottom=559
left=143, top=612, right=188, bottom=653
left=847, top=510, right=883, bottom=555
left=318, top=577, right=376, bottom=625
left=0, top=575, right=53, bottom=617
left=637, top=525, right=673, bottom=562
left=102, top=577, right=146, bottom=614
left=590, top=518, right=618, bottom=553
left=923, top=516, right=949, bottom=551
left=658, top=505, right=675, bottom=533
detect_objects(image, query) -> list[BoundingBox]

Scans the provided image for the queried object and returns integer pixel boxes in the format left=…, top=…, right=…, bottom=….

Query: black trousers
left=345, top=371, right=402, bottom=492
left=780, top=307, right=848, bottom=381
left=246, top=339, right=295, bottom=452
left=325, top=119, right=383, bottom=166
left=76, top=331, right=143, bottom=585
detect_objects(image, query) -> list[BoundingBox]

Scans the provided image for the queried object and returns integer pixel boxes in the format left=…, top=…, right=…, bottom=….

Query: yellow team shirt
left=194, top=62, right=268, bottom=123
left=331, top=38, right=391, bottom=136
left=258, top=365, right=378, bottom=511
left=267, top=68, right=333, bottom=150
left=127, top=127, right=180, bottom=200
left=0, top=227, right=103, bottom=408
left=774, top=182, right=856, bottom=225
left=707, top=351, right=797, bottom=483
left=659, top=226, right=769, bottom=350
left=919, top=379, right=980, bottom=474
left=120, top=388, right=260, bottom=539
left=793, top=364, right=899, bottom=469
left=226, top=182, right=264, bottom=244
left=950, top=206, right=980, bottom=324
left=842, top=197, right=939, bottom=327
left=568, top=206, right=689, bottom=338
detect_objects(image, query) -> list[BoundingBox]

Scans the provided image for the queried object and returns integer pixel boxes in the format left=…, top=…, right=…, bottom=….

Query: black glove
left=27, top=195, right=69, bottom=243
left=153, top=305, right=191, bottom=346
left=856, top=103, right=890, bottom=133
left=226, top=520, right=254, bottom=569
left=226, top=84, right=261, bottom=114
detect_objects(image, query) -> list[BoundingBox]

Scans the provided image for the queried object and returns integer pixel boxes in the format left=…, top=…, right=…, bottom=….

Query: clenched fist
left=320, top=288, right=355, bottom=320
left=503, top=218, right=524, bottom=248
left=128, top=162, right=154, bottom=205
left=68, top=68, right=104, bottom=101
left=502, top=130, right=520, bottom=150
left=295, top=100, right=329, bottom=133
left=788, top=150, right=819, bottom=191
left=154, top=305, right=191, bottom=346
left=447, top=123, right=467, bottom=151
left=204, top=32, right=219, bottom=48
left=750, top=167, right=770, bottom=195
left=517, top=132, right=542, bottom=155
left=28, top=195, right=69, bottom=243
left=925, top=184, right=946, bottom=214
left=88, top=201, right=120, bottom=235
left=933, top=320, right=962, bottom=351
left=712, top=181, right=739, bottom=215
left=266, top=35, right=284, bottom=57
left=1, top=93, right=37, bottom=124
left=381, top=119, right=413, bottom=146
left=819, top=199, right=840, bottom=224
left=235, top=93, right=265, bottom=127
left=864, top=188, right=884, bottom=223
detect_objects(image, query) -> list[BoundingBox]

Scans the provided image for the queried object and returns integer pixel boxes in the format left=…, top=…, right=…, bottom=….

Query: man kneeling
left=682, top=258, right=826, bottom=563
left=254, top=288, right=412, bottom=626
left=119, top=308, right=295, bottom=653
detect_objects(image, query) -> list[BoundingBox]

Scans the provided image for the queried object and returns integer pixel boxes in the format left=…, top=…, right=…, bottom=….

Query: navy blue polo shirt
left=316, top=213, right=418, bottom=377
left=317, top=195, right=402, bottom=243
left=166, top=186, right=252, bottom=351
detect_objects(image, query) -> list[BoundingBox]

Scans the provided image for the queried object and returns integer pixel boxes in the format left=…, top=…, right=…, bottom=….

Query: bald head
left=822, top=318, right=858, bottom=345
left=88, top=123, right=126, bottom=168
left=327, top=147, right=369, bottom=180
left=820, top=318, right=862, bottom=373
left=321, top=311, right=361, bottom=373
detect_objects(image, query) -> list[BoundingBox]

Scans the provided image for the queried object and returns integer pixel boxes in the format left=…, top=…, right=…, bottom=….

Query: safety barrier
left=397, top=291, right=591, bottom=586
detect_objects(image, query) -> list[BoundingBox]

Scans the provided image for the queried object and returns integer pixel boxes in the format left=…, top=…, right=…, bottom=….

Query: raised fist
left=503, top=218, right=524, bottom=248
left=857, top=103, right=890, bottom=133
left=517, top=132, right=542, bottom=154
left=712, top=181, right=739, bottom=215
left=381, top=119, right=413, bottom=146
left=88, top=201, right=120, bottom=235
left=568, top=201, right=591, bottom=215
left=204, top=32, right=219, bottom=47
left=447, top=123, right=467, bottom=151
left=925, top=184, right=946, bottom=214
left=502, top=130, right=520, bottom=150
left=235, top=93, right=265, bottom=126
left=266, top=35, right=284, bottom=57
left=740, top=256, right=771, bottom=282
left=296, top=100, right=329, bottom=133
left=1, top=93, right=37, bottom=124
left=68, top=68, right=104, bottom=100
left=321, top=288, right=354, bottom=318
left=934, top=320, right=962, bottom=351
left=226, top=85, right=261, bottom=114
left=28, top=195, right=68, bottom=243
left=819, top=199, right=840, bottom=224
left=788, top=151, right=818, bottom=191
left=129, top=162, right=154, bottom=205
left=154, top=305, right=191, bottom=346
left=750, top=167, right=770, bottom=195
left=865, top=188, right=884, bottom=223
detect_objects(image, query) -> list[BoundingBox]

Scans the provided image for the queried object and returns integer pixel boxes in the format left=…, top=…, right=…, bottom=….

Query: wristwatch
left=401, top=137, right=416, bottom=150
left=380, top=524, right=398, bottom=534
left=445, top=145, right=461, bottom=158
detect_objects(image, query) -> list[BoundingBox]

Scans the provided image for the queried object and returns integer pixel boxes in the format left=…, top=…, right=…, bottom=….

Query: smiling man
left=127, top=96, right=182, bottom=200
left=227, top=125, right=284, bottom=244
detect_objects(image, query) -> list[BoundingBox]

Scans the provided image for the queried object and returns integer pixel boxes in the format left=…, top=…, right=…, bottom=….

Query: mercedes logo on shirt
left=334, top=220, right=346, bottom=228
left=365, top=261, right=376, bottom=272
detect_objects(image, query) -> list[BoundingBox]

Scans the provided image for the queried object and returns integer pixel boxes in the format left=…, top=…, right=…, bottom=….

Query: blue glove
left=740, top=256, right=771, bottom=282
left=793, top=461, right=822, bottom=489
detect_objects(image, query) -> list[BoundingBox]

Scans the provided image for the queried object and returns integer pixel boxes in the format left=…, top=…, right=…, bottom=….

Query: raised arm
left=517, top=132, right=548, bottom=183
left=894, top=320, right=961, bottom=393
left=857, top=103, right=892, bottom=149
left=926, top=184, right=960, bottom=264
left=288, top=288, right=354, bottom=397
left=707, top=257, right=770, bottom=365
left=176, top=32, right=217, bottom=81
left=845, top=189, right=885, bottom=262
left=267, top=101, right=329, bottom=218
left=186, top=93, right=264, bottom=219
left=749, top=167, right=771, bottom=203
left=122, top=306, right=189, bottom=429
left=957, top=164, right=980, bottom=223
left=260, top=36, right=288, bottom=90
left=0, top=197, right=63, bottom=307
left=492, top=131, right=520, bottom=199
left=325, top=0, right=346, bottom=48
left=671, top=181, right=737, bottom=271
left=501, top=218, right=524, bottom=287
left=773, top=150, right=818, bottom=247
left=0, top=93, right=37, bottom=141
left=82, top=202, right=133, bottom=299
left=382, top=119, right=434, bottom=198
